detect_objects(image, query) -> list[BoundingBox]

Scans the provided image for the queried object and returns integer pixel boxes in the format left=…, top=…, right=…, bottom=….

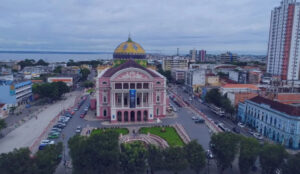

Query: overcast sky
left=0, top=0, right=280, bottom=55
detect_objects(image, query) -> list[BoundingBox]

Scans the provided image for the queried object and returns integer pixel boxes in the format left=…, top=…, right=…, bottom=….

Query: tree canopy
left=32, top=81, right=69, bottom=100
left=0, top=119, right=6, bottom=132
left=259, top=143, right=287, bottom=174
left=68, top=131, right=120, bottom=174
left=283, top=152, right=300, bottom=174
left=210, top=132, right=240, bottom=173
left=163, top=146, right=188, bottom=174
left=18, top=59, right=49, bottom=69
left=80, top=68, right=91, bottom=81
left=0, top=143, right=62, bottom=174
left=184, top=140, right=206, bottom=174
left=205, top=88, right=235, bottom=114
left=238, top=137, right=260, bottom=174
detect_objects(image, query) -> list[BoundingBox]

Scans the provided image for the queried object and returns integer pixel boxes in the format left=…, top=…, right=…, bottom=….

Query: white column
left=122, top=93, right=124, bottom=108
left=142, top=92, right=144, bottom=107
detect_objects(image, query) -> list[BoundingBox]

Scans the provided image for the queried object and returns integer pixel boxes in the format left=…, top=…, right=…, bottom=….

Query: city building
left=239, top=96, right=300, bottom=149
left=189, top=49, right=197, bottom=62
left=267, top=0, right=300, bottom=81
left=47, top=77, right=74, bottom=87
left=227, top=92, right=258, bottom=107
left=220, top=52, right=238, bottom=63
left=248, top=70, right=262, bottom=84
left=162, top=57, right=189, bottom=71
left=197, top=50, right=206, bottom=62
left=96, top=37, right=168, bottom=123
left=171, top=69, right=187, bottom=82
left=185, top=69, right=207, bottom=94
left=0, top=80, right=33, bottom=107
left=205, top=74, right=220, bottom=86
left=228, top=69, right=248, bottom=84
left=221, top=84, right=259, bottom=95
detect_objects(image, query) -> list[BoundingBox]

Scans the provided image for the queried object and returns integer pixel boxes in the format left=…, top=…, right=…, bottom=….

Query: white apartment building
left=267, top=0, right=300, bottom=81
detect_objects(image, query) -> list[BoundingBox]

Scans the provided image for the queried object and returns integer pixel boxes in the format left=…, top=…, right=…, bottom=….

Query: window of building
left=123, top=83, right=129, bottom=89
left=115, top=83, right=122, bottom=89
left=102, top=81, right=107, bottom=85
left=130, top=83, right=135, bottom=89
left=156, top=108, right=159, bottom=115
left=143, top=83, right=149, bottom=89
left=103, top=109, right=107, bottom=117
left=103, top=96, right=107, bottom=103
left=156, top=81, right=161, bottom=85
left=137, top=83, right=142, bottom=89
left=156, top=95, right=160, bottom=103
left=124, top=93, right=128, bottom=106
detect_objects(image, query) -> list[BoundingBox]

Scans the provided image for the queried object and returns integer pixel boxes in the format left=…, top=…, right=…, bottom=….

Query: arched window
left=103, top=109, right=107, bottom=117
left=156, top=108, right=159, bottom=116
left=156, top=95, right=160, bottom=102
left=103, top=96, right=107, bottom=103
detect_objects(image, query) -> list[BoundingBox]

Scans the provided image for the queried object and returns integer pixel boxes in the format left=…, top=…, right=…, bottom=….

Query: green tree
left=260, top=143, right=287, bottom=174
left=53, top=66, right=62, bottom=74
left=33, top=82, right=69, bottom=100
left=163, top=146, right=188, bottom=174
left=147, top=145, right=164, bottom=174
left=0, top=119, right=6, bottom=132
left=18, top=59, right=35, bottom=69
left=0, top=148, right=35, bottom=174
left=238, top=137, right=260, bottom=174
left=283, top=152, right=300, bottom=174
left=68, top=131, right=120, bottom=174
left=210, top=132, right=239, bottom=174
left=120, top=141, right=148, bottom=174
left=205, top=88, right=222, bottom=106
left=184, top=140, right=206, bottom=174
left=35, top=59, right=49, bottom=66
left=83, top=81, right=94, bottom=88
left=33, top=143, right=63, bottom=174
left=80, top=68, right=91, bottom=81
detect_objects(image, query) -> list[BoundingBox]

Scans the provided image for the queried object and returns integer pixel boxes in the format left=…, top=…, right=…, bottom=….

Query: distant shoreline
left=0, top=50, right=113, bottom=55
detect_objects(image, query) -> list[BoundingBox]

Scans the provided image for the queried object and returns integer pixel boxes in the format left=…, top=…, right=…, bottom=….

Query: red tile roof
left=102, top=59, right=158, bottom=77
left=249, top=96, right=300, bottom=116
left=222, top=84, right=259, bottom=90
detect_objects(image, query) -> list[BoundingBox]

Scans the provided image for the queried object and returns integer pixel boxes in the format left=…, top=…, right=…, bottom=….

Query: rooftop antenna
left=128, top=32, right=132, bottom=42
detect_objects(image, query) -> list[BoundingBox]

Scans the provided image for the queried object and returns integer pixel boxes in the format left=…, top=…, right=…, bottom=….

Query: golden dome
left=113, top=37, right=146, bottom=59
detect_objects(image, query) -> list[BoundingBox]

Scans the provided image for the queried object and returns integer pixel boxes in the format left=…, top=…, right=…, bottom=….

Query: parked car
left=206, top=149, right=214, bottom=159
left=195, top=118, right=205, bottom=124
left=48, top=133, right=60, bottom=139
left=40, top=139, right=55, bottom=145
left=39, top=144, right=48, bottom=150
left=53, top=124, right=65, bottom=129
left=253, top=133, right=263, bottom=140
left=57, top=122, right=66, bottom=127
left=75, top=126, right=82, bottom=133
left=51, top=128, right=62, bottom=132
left=74, top=108, right=78, bottom=111
left=192, top=116, right=197, bottom=120
left=232, top=127, right=240, bottom=134
left=71, top=111, right=75, bottom=115
left=80, top=113, right=85, bottom=118
left=238, top=122, right=245, bottom=128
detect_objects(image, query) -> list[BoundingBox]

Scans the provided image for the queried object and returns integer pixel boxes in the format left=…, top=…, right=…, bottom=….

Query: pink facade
left=96, top=60, right=167, bottom=123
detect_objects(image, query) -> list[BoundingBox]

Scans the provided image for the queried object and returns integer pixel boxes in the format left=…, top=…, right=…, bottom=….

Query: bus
left=209, top=104, right=225, bottom=117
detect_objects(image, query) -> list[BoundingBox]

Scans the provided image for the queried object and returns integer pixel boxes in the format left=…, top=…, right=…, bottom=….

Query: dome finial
left=128, top=32, right=132, bottom=42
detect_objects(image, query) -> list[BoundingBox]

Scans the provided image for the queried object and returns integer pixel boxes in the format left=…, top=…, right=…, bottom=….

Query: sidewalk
left=0, top=91, right=80, bottom=154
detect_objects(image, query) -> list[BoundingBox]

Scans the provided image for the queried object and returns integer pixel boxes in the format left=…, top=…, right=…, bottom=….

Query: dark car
left=53, top=124, right=65, bottom=129
left=232, top=127, right=240, bottom=134
left=195, top=118, right=205, bottom=124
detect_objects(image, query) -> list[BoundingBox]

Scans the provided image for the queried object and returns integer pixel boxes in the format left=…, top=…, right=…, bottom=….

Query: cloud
left=0, top=0, right=279, bottom=54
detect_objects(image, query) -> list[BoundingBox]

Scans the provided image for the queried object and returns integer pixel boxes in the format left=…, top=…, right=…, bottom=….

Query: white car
left=41, top=140, right=55, bottom=145
left=192, top=116, right=197, bottom=120
left=238, top=122, right=245, bottom=128
left=75, top=126, right=82, bottom=133
left=253, top=133, right=263, bottom=140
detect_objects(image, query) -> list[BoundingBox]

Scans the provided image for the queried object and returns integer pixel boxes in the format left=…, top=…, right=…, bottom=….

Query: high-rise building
left=267, top=0, right=300, bottom=81
left=198, top=50, right=206, bottom=62
left=189, top=49, right=197, bottom=61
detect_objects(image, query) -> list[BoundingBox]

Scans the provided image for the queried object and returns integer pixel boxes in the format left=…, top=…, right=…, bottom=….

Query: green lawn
left=91, top=128, right=129, bottom=136
left=139, top=127, right=184, bottom=147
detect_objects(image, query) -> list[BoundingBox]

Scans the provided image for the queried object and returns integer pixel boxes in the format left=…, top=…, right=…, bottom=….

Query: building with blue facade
left=0, top=80, right=33, bottom=107
left=239, top=96, right=300, bottom=149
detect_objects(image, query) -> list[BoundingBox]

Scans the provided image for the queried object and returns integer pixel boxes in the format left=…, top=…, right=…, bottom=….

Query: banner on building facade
left=129, top=89, right=136, bottom=108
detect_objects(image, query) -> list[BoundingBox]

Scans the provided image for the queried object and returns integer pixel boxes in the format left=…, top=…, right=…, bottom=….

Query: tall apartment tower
left=198, top=50, right=206, bottom=62
left=267, top=0, right=300, bottom=81
left=190, top=49, right=197, bottom=61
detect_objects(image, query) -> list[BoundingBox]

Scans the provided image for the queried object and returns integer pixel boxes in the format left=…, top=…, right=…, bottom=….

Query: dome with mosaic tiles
left=113, top=37, right=146, bottom=59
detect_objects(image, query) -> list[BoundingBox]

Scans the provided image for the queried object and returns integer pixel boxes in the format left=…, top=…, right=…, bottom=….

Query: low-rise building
left=239, top=96, right=300, bottom=149
left=0, top=80, right=33, bottom=107
left=206, top=74, right=220, bottom=86
left=47, top=77, right=74, bottom=87
left=171, top=69, right=186, bottom=82
left=185, top=69, right=206, bottom=94
left=227, top=92, right=258, bottom=107
left=221, top=84, right=259, bottom=95
left=162, top=57, right=189, bottom=71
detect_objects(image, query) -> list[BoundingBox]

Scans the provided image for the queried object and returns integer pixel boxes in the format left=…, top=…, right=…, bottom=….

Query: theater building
left=96, top=37, right=167, bottom=123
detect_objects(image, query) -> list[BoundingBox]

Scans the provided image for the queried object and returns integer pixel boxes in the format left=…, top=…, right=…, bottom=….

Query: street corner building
left=96, top=37, right=168, bottom=123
